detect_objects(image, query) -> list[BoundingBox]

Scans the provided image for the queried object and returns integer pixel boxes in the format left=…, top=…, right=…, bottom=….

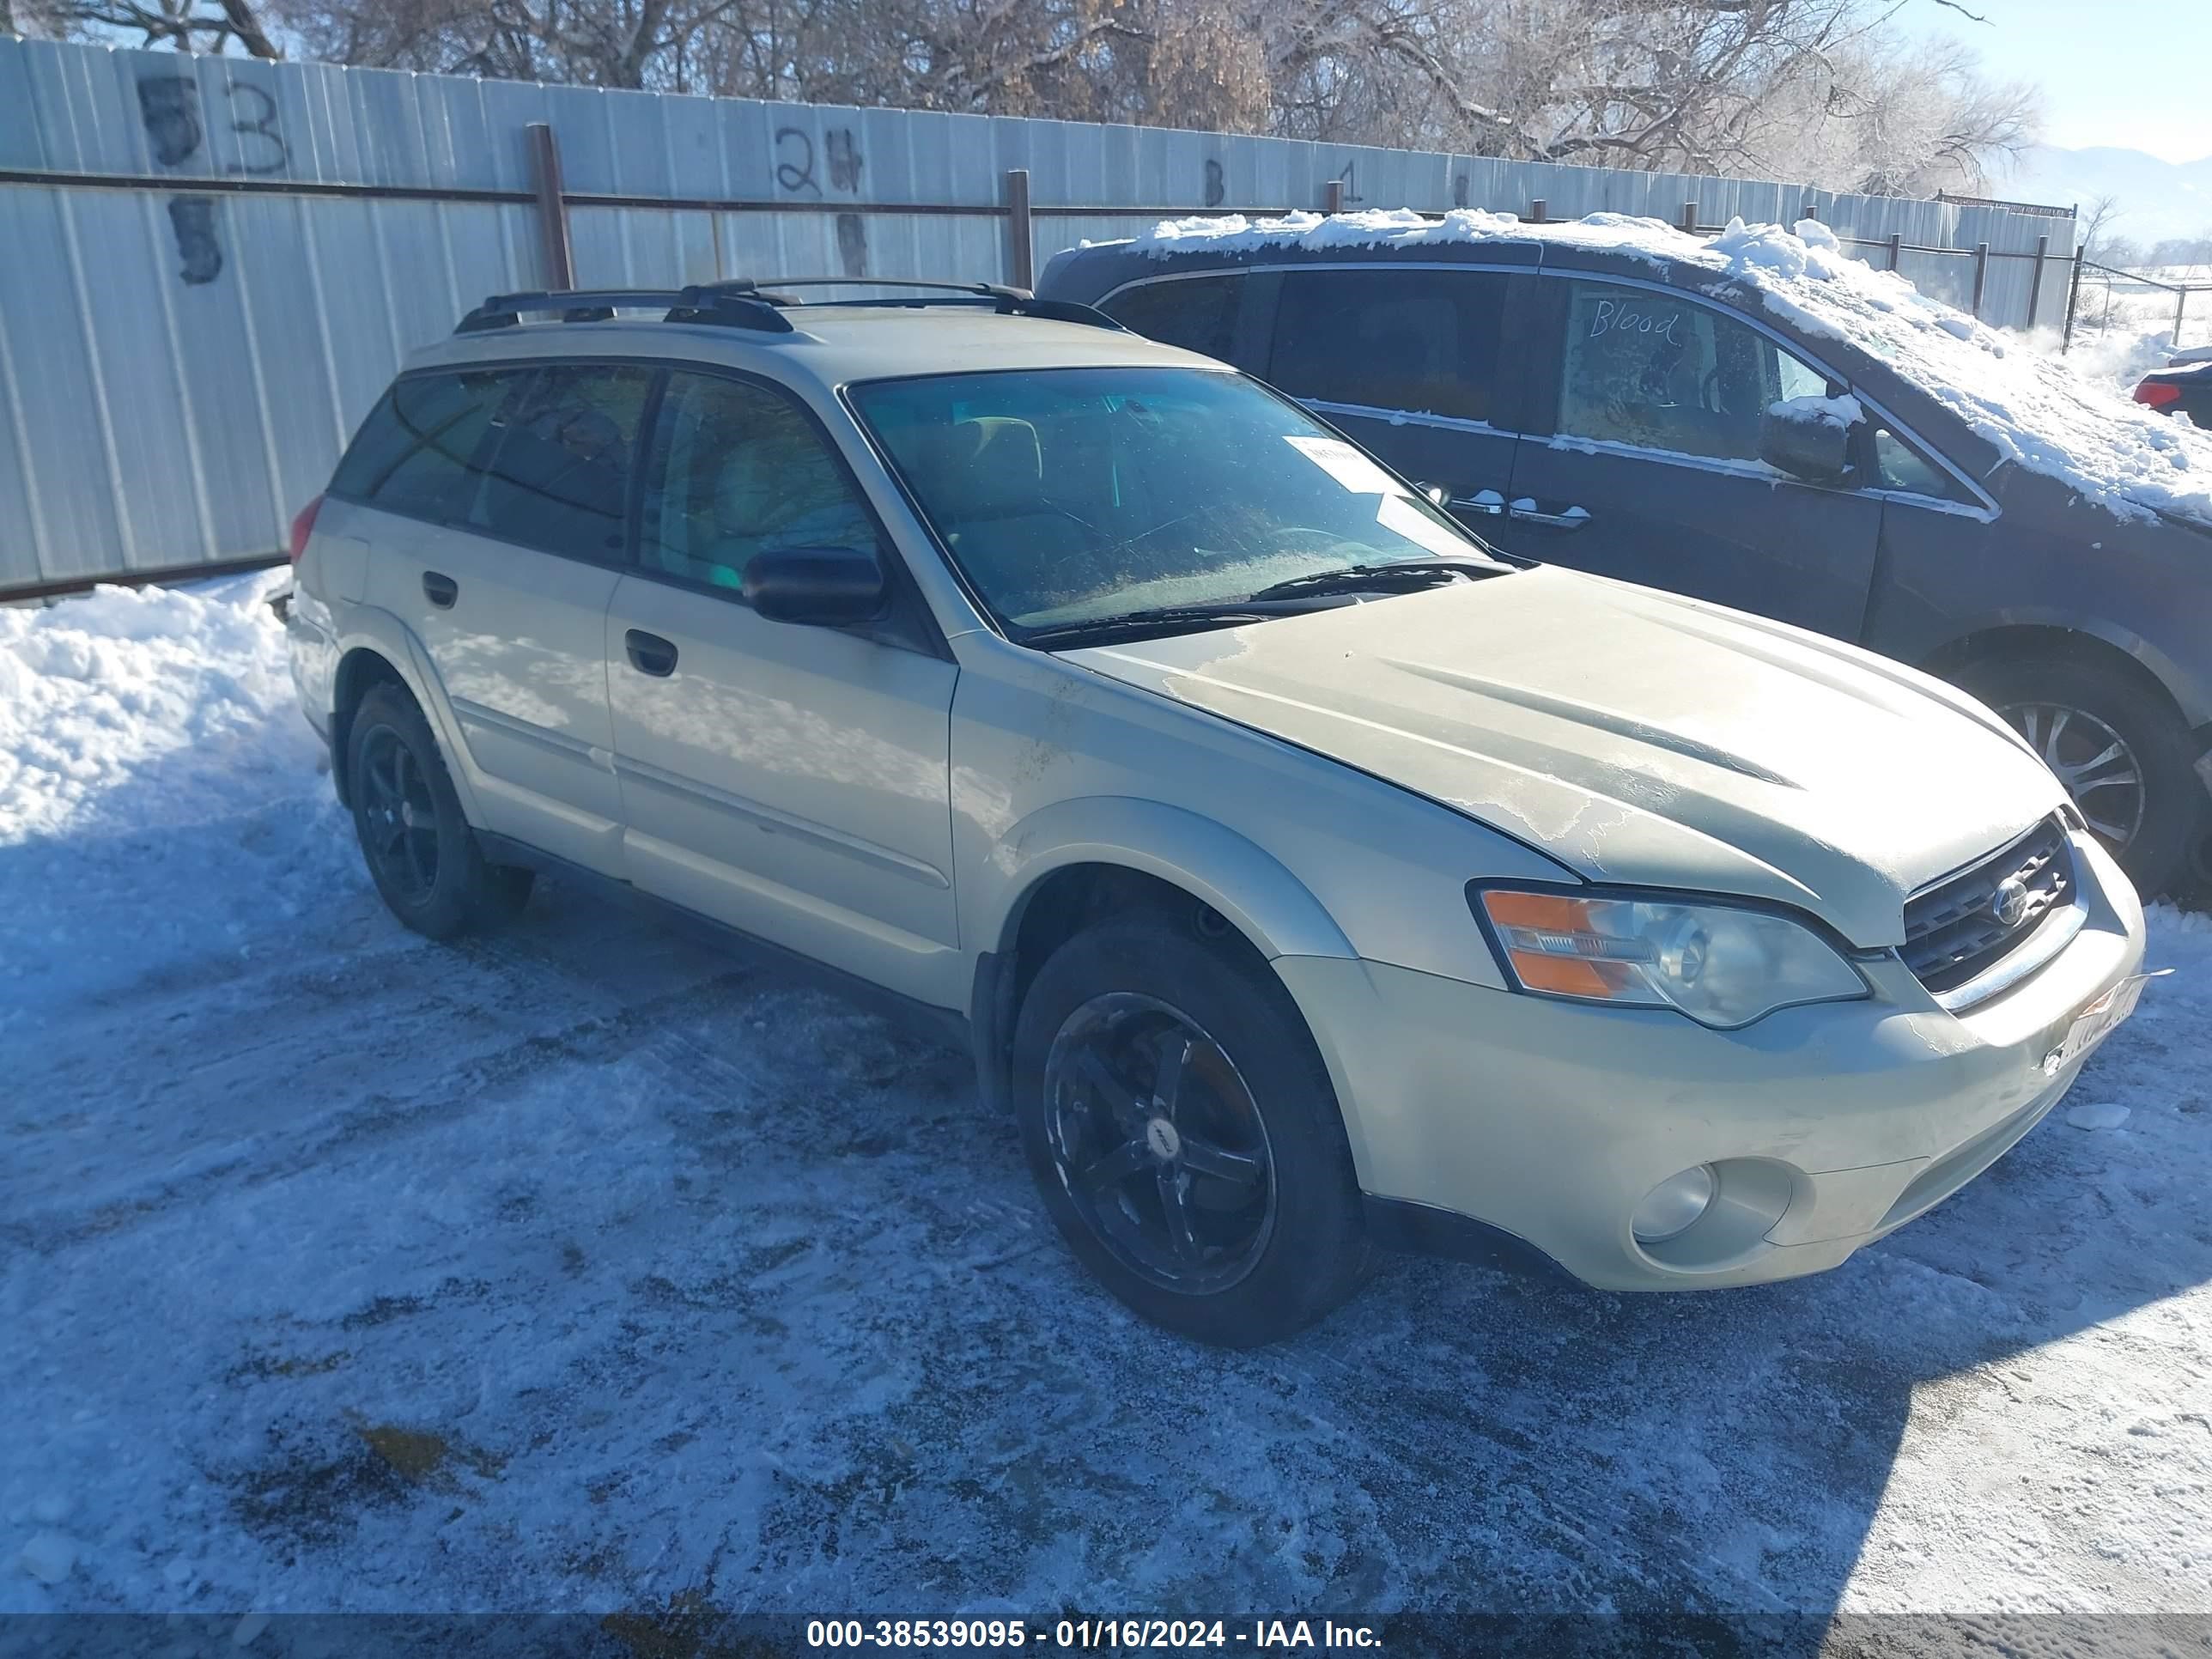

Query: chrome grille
left=1901, top=817, right=2075, bottom=997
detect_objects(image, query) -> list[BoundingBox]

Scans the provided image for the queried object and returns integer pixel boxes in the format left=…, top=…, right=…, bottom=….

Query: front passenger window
left=640, top=374, right=877, bottom=592
left=1555, top=281, right=1827, bottom=465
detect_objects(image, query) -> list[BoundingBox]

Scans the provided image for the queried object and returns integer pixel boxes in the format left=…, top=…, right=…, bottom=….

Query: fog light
left=1632, top=1165, right=1717, bottom=1244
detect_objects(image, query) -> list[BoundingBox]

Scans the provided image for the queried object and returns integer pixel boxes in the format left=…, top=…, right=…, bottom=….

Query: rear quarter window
left=1101, top=276, right=1248, bottom=363
left=330, top=372, right=513, bottom=523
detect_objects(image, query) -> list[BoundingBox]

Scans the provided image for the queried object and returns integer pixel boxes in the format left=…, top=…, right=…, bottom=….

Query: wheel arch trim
left=1926, top=612, right=2212, bottom=731
left=330, top=608, right=490, bottom=829
left=973, top=796, right=1358, bottom=967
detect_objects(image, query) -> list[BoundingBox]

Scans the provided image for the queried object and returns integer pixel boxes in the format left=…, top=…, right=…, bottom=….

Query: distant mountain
left=1996, top=145, right=2212, bottom=246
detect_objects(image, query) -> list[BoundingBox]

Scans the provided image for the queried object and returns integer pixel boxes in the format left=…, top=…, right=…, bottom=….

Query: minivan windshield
left=847, top=366, right=1509, bottom=638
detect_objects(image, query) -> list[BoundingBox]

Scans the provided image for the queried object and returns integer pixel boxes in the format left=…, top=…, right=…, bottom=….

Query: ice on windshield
left=848, top=367, right=1496, bottom=631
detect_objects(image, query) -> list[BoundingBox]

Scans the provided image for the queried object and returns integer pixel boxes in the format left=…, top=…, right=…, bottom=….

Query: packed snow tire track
left=3, top=574, right=2210, bottom=1648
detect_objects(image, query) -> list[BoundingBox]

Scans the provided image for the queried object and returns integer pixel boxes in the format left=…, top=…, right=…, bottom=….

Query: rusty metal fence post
left=526, top=122, right=574, bottom=291
left=2027, top=234, right=2050, bottom=329
left=1323, top=177, right=1345, bottom=213
left=1887, top=232, right=1902, bottom=270
left=1970, top=241, right=1990, bottom=318
left=1003, top=168, right=1033, bottom=289
left=2062, top=245, right=2086, bottom=351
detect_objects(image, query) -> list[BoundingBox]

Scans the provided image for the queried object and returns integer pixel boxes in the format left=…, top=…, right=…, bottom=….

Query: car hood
left=1057, top=568, right=2067, bottom=946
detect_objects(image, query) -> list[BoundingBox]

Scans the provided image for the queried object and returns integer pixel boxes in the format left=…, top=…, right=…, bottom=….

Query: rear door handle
left=422, top=570, right=459, bottom=608
left=1507, top=499, right=1591, bottom=530
left=624, top=629, right=678, bottom=678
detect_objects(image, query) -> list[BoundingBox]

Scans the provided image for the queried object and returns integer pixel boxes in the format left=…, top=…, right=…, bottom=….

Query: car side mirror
left=742, top=546, right=886, bottom=627
left=1758, top=407, right=1851, bottom=485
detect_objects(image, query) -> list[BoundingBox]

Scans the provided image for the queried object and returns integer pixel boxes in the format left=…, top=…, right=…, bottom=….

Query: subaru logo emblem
left=1991, top=875, right=2032, bottom=928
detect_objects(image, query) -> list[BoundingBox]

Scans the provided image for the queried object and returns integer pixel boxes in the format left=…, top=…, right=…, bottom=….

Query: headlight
left=1473, top=887, right=1868, bottom=1030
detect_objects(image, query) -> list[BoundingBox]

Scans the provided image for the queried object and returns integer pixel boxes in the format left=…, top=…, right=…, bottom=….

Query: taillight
left=288, top=494, right=324, bottom=562
left=2134, top=380, right=2182, bottom=408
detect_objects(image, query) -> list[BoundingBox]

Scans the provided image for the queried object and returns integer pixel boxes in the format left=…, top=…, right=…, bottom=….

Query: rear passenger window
left=463, top=364, right=655, bottom=562
left=1103, top=276, right=1248, bottom=363
left=1268, top=268, right=1510, bottom=424
left=639, top=373, right=877, bottom=593
left=331, top=371, right=509, bottom=524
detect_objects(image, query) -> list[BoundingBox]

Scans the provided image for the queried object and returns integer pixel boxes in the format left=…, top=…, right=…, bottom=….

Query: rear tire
left=1956, top=652, right=2202, bottom=900
left=347, top=684, right=535, bottom=939
left=1011, top=915, right=1369, bottom=1346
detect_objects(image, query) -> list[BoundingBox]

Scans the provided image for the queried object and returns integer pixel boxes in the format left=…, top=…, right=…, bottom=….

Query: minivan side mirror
left=1757, top=407, right=1852, bottom=485
left=741, top=546, right=886, bottom=626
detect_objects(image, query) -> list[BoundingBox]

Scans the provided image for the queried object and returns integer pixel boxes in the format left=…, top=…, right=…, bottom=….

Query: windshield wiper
left=1019, top=604, right=1277, bottom=648
left=1245, top=558, right=1504, bottom=603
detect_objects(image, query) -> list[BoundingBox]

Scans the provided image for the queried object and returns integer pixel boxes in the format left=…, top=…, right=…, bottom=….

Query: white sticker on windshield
left=1284, top=434, right=1400, bottom=496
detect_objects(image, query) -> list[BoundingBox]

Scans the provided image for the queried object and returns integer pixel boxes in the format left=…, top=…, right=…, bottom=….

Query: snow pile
left=0, top=570, right=353, bottom=1023
left=2036, top=325, right=2189, bottom=398
left=1127, top=209, right=2212, bottom=527
left=0, top=571, right=314, bottom=843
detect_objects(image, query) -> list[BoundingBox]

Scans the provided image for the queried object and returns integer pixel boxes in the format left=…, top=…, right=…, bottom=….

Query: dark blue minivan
left=1039, top=225, right=2212, bottom=898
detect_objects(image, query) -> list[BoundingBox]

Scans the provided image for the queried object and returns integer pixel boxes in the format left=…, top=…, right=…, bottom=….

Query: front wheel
left=1957, top=653, right=2203, bottom=899
left=1011, top=917, right=1369, bottom=1346
left=347, top=684, right=534, bottom=939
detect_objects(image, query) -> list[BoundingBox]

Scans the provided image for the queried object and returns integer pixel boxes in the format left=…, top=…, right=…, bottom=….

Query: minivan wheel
left=1011, top=917, right=1369, bottom=1346
left=347, top=684, right=534, bottom=939
left=1958, top=653, right=2202, bottom=899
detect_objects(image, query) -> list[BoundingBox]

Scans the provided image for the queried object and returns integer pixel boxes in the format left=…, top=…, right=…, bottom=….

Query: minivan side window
left=639, top=372, right=878, bottom=593
left=1268, top=268, right=1510, bottom=424
left=1553, top=279, right=1830, bottom=465
left=1103, top=276, right=1247, bottom=363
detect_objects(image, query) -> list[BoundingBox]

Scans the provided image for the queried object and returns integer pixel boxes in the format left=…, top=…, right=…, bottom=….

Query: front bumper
left=1281, top=831, right=2148, bottom=1292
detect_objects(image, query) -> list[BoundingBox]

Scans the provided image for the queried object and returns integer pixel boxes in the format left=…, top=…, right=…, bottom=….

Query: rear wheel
left=348, top=684, right=534, bottom=939
left=1012, top=916, right=1368, bottom=1346
left=1956, top=653, right=2202, bottom=899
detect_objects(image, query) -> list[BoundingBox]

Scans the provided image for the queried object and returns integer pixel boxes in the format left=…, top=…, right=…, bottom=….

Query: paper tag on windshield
left=1284, top=434, right=1399, bottom=496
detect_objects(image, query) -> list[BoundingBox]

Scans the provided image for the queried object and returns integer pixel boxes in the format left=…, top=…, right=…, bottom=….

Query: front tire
left=1011, top=916, right=1369, bottom=1346
left=347, top=684, right=535, bottom=939
left=1957, top=653, right=2203, bottom=899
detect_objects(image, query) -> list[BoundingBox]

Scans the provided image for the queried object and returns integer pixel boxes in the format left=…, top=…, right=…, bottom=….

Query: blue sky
left=1895, top=0, right=2212, bottom=161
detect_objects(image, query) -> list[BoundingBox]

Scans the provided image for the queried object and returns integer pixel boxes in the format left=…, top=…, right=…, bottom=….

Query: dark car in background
left=1041, top=222, right=2212, bottom=897
left=2136, top=354, right=2212, bottom=425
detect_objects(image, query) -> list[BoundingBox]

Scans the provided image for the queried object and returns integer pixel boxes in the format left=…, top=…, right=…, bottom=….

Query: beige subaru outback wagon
left=283, top=278, right=2151, bottom=1346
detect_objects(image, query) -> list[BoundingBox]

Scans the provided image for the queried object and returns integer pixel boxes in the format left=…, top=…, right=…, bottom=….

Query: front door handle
left=422, top=570, right=459, bottom=608
left=1507, top=499, right=1592, bottom=530
left=1449, top=488, right=1507, bottom=517
left=624, top=629, right=678, bottom=678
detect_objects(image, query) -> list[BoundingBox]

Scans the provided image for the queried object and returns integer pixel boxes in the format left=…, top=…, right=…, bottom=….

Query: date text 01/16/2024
left=805, top=1620, right=1382, bottom=1650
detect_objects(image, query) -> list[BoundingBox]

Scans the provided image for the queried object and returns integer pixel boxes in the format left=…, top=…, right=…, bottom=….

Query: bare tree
left=26, top=0, right=283, bottom=53
left=250, top=0, right=2040, bottom=197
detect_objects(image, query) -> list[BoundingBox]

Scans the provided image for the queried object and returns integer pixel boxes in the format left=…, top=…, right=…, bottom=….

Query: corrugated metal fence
left=0, top=36, right=2079, bottom=594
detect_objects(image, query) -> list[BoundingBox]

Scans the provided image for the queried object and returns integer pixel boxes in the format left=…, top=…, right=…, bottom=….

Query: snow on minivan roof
left=1108, top=209, right=2212, bottom=530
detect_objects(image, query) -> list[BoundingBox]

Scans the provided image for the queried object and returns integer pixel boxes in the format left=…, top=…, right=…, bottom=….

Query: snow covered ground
left=4, top=574, right=2212, bottom=1635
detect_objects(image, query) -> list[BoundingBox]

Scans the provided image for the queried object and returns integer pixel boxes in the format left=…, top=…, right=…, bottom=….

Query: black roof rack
left=740, top=277, right=1124, bottom=330
left=453, top=277, right=1122, bottom=337
left=454, top=285, right=796, bottom=336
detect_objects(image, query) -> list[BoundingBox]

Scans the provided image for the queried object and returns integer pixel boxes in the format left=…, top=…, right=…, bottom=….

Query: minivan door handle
left=1449, top=488, right=1508, bottom=517
left=422, top=570, right=459, bottom=608
left=624, top=629, right=679, bottom=678
left=1507, top=499, right=1592, bottom=531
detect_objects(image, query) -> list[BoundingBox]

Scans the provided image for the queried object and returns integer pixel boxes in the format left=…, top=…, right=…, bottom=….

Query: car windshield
left=846, top=366, right=1507, bottom=635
